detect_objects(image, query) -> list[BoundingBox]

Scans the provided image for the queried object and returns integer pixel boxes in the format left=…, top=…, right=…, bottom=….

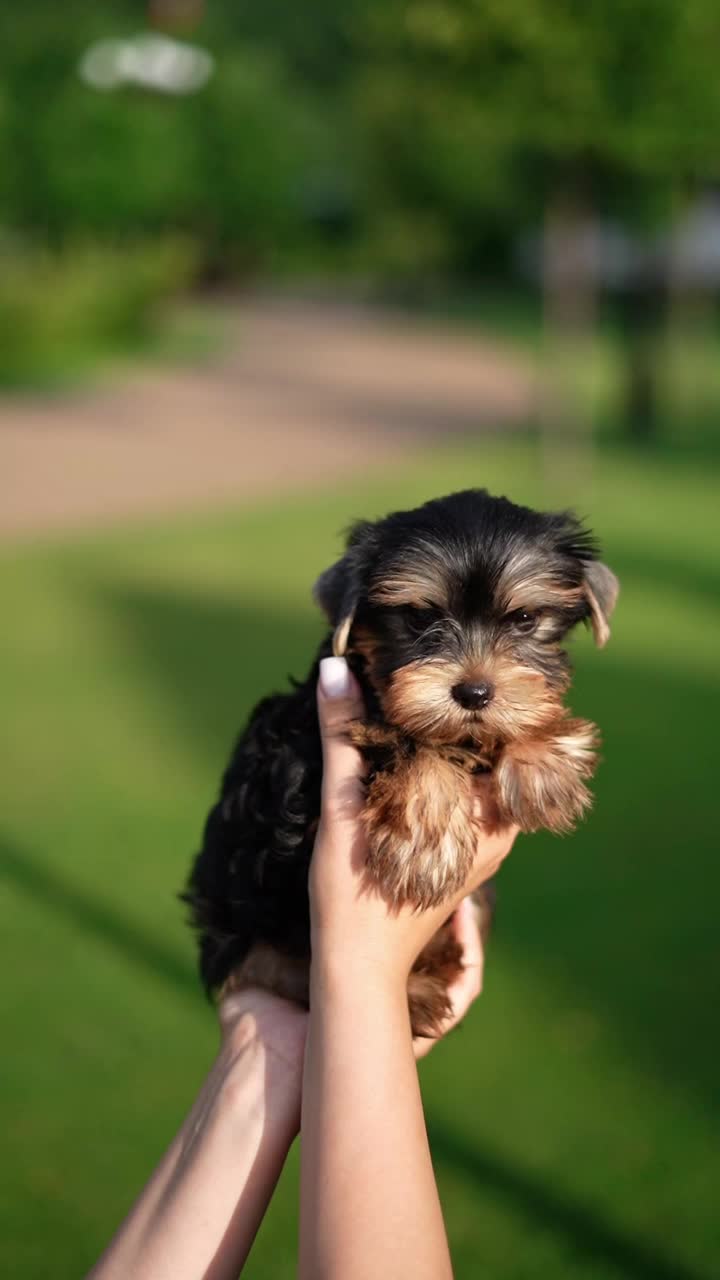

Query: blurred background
left=1, top=3, right=718, bottom=1278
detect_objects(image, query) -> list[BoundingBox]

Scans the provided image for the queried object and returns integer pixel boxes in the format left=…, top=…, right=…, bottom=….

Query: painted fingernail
left=319, top=656, right=352, bottom=698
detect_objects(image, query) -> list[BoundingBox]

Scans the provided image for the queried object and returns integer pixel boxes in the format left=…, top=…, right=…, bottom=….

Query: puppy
left=184, top=489, right=618, bottom=1035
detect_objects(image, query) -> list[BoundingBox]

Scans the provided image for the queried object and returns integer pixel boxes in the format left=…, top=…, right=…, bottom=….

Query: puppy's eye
left=402, top=606, right=441, bottom=636
left=507, top=608, right=539, bottom=635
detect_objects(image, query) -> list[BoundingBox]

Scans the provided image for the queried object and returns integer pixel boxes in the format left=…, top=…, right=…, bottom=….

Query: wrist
left=213, top=1002, right=306, bottom=1135
left=211, top=1026, right=303, bottom=1141
left=221, top=990, right=307, bottom=1076
left=311, top=921, right=415, bottom=987
left=310, top=946, right=410, bottom=1014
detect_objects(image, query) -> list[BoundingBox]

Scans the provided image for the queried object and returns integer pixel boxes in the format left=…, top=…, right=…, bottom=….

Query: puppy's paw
left=495, top=718, right=599, bottom=834
left=407, top=923, right=463, bottom=1038
left=363, top=750, right=477, bottom=908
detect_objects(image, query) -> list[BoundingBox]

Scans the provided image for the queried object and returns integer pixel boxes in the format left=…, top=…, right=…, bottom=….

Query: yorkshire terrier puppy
left=184, top=489, right=618, bottom=1035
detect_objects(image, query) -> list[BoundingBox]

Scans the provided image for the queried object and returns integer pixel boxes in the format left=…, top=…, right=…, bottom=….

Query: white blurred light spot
left=79, top=34, right=214, bottom=95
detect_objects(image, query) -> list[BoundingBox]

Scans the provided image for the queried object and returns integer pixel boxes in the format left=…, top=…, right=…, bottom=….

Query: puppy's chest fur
left=183, top=643, right=595, bottom=1038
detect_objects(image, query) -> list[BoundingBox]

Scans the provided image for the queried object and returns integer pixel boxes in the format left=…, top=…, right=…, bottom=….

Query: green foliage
left=0, top=7, right=337, bottom=386
left=4, top=2, right=720, bottom=391
left=348, top=0, right=720, bottom=270
left=4, top=1, right=720, bottom=279
left=186, top=53, right=326, bottom=268
left=0, top=9, right=339, bottom=270
left=0, top=439, right=718, bottom=1278
left=0, top=239, right=197, bottom=387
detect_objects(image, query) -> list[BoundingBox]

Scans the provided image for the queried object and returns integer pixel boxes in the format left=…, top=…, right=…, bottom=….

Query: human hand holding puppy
left=221, top=656, right=514, bottom=1085
left=298, top=657, right=517, bottom=1280
left=187, top=489, right=617, bottom=1041
left=310, top=655, right=515, bottom=1027
left=87, top=660, right=515, bottom=1280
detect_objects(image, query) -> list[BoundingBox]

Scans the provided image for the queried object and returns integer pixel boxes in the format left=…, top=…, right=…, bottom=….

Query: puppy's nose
left=451, top=680, right=494, bottom=711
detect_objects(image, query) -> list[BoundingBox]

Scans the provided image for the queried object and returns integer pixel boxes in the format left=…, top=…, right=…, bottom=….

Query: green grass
left=1, top=436, right=718, bottom=1279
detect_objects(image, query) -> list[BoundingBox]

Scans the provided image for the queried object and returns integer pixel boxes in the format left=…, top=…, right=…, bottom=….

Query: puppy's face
left=315, top=490, right=618, bottom=747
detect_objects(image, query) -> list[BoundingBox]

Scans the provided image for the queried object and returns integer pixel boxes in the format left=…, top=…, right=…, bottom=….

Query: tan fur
left=582, top=561, right=619, bottom=648
left=495, top=717, right=598, bottom=832
left=407, top=881, right=495, bottom=1036
left=362, top=748, right=479, bottom=908
left=349, top=720, right=392, bottom=750
left=385, top=656, right=566, bottom=746
left=585, top=591, right=609, bottom=647
left=348, top=625, right=384, bottom=696
left=220, top=944, right=310, bottom=1005
left=503, top=578, right=585, bottom=614
left=408, top=921, right=463, bottom=1036
left=369, top=551, right=450, bottom=610
left=332, top=613, right=354, bottom=657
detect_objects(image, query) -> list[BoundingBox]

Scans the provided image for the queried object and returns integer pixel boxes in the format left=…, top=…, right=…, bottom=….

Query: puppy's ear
left=313, top=556, right=357, bottom=656
left=583, top=560, right=619, bottom=648
left=313, top=520, right=375, bottom=656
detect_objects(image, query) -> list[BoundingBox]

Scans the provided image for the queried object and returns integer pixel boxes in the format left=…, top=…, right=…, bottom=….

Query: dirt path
left=0, top=295, right=537, bottom=541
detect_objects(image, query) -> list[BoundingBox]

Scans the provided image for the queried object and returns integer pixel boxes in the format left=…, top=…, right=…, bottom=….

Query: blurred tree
left=0, top=1, right=336, bottom=272
left=5, top=0, right=720, bottom=428
left=349, top=0, right=720, bottom=436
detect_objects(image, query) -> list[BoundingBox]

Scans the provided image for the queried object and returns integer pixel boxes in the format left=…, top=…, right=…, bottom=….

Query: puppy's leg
left=407, top=884, right=494, bottom=1037
left=362, top=749, right=477, bottom=908
left=408, top=918, right=463, bottom=1037
left=494, top=717, right=598, bottom=833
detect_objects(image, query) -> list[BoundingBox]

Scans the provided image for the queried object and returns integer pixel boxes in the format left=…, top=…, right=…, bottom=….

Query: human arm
left=298, top=658, right=517, bottom=1280
left=86, top=991, right=306, bottom=1280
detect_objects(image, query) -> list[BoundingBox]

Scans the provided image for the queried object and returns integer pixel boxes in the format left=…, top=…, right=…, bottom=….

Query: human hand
left=310, top=657, right=516, bottom=1005
left=88, top=998, right=308, bottom=1280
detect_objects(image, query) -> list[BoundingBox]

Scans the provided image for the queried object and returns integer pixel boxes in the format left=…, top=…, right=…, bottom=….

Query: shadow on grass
left=427, top=1121, right=711, bottom=1280
left=500, top=648, right=720, bottom=1107
left=600, top=428, right=720, bottom=474
left=103, top=585, right=327, bottom=766
left=77, top=575, right=720, bottom=1113
left=5, top=571, right=717, bottom=1278
left=0, top=831, right=197, bottom=1000
left=609, top=544, right=720, bottom=608
left=4, top=828, right=707, bottom=1280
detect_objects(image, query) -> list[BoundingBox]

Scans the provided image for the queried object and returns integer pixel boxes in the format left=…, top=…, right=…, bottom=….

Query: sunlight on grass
left=1, top=437, right=718, bottom=1279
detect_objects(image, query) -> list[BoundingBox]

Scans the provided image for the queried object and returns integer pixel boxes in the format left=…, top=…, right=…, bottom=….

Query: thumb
left=317, top=657, right=365, bottom=819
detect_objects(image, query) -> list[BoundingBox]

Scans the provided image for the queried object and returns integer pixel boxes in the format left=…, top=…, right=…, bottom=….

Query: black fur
left=184, top=659, right=326, bottom=994
left=184, top=488, right=613, bottom=998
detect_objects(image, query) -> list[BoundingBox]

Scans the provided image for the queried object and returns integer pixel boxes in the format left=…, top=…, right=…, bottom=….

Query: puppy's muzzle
left=451, top=680, right=494, bottom=711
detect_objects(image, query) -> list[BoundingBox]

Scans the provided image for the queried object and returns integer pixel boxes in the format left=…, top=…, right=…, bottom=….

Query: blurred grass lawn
left=1, top=436, right=718, bottom=1280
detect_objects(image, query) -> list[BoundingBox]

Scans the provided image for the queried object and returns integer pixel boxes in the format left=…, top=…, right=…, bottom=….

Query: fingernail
left=319, top=656, right=352, bottom=698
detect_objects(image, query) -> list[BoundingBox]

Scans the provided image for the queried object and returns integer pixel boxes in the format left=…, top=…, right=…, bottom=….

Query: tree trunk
left=540, top=190, right=597, bottom=496
left=616, top=270, right=665, bottom=443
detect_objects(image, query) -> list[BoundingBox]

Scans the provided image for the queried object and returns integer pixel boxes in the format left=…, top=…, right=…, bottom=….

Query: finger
left=453, top=896, right=484, bottom=986
left=442, top=900, right=484, bottom=1020
left=464, top=823, right=518, bottom=900
left=445, top=898, right=483, bottom=1018
left=317, top=657, right=366, bottom=819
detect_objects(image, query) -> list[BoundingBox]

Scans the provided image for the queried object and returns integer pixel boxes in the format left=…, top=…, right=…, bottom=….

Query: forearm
left=298, top=963, right=453, bottom=1280
left=87, top=1032, right=300, bottom=1280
